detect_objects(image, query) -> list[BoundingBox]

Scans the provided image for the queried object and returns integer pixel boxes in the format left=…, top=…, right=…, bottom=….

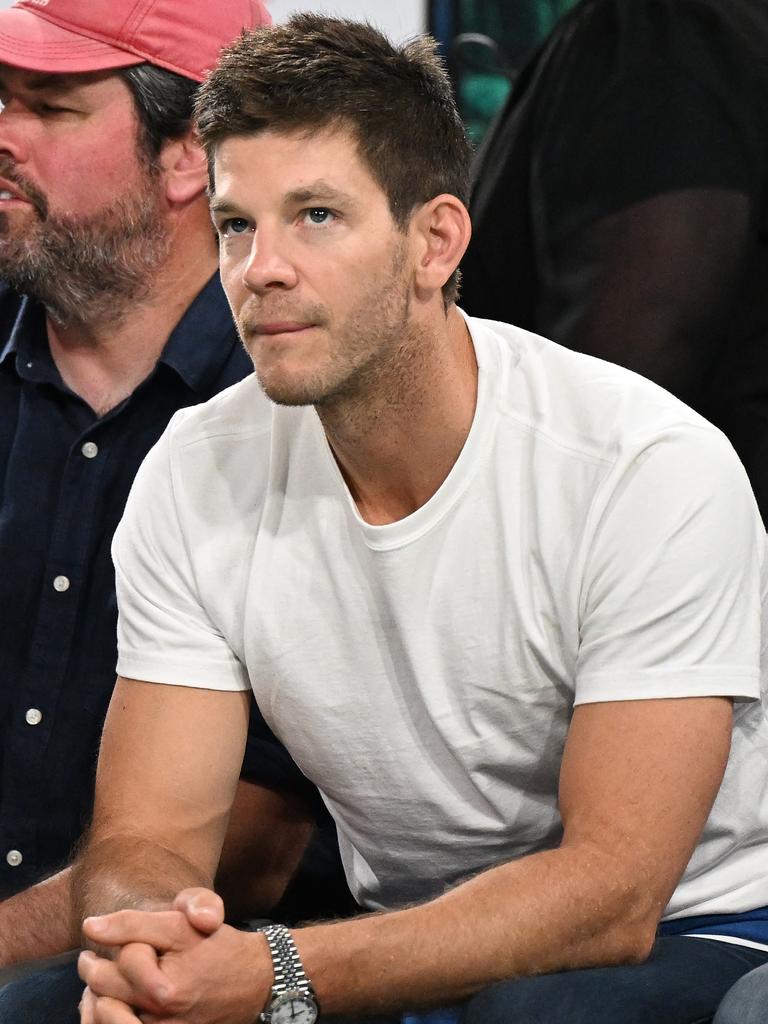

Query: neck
left=319, top=305, right=478, bottom=525
left=46, top=221, right=218, bottom=417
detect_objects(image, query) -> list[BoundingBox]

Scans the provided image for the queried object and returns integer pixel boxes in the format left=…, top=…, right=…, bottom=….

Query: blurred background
left=267, top=0, right=579, bottom=142
left=428, top=0, right=577, bottom=141
left=0, top=0, right=579, bottom=142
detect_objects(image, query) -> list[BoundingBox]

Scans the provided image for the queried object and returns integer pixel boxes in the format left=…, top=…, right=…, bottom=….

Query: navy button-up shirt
left=0, top=275, right=319, bottom=898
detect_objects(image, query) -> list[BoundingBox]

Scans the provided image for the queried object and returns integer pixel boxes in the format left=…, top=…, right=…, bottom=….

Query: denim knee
left=0, top=961, right=82, bottom=1024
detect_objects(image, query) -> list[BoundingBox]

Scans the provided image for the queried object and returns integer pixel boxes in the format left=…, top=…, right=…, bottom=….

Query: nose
left=242, top=227, right=299, bottom=294
left=0, top=100, right=32, bottom=165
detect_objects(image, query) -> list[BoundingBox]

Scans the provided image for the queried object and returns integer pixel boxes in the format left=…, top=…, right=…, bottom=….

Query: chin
left=255, top=359, right=346, bottom=408
left=256, top=375, right=324, bottom=408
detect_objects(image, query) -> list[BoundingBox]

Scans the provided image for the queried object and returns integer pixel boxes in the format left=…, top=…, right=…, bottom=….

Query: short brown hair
left=194, top=14, right=471, bottom=303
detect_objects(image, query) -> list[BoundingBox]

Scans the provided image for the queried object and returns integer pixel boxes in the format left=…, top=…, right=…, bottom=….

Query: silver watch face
left=268, top=992, right=318, bottom=1024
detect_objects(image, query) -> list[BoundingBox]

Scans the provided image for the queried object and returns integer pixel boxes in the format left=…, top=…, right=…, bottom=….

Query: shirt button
left=81, top=441, right=99, bottom=459
left=53, top=575, right=70, bottom=593
left=6, top=849, right=22, bottom=867
left=25, top=708, right=43, bottom=726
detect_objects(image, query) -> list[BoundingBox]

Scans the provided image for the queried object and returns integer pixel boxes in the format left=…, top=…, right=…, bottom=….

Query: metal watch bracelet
left=258, top=923, right=319, bottom=1021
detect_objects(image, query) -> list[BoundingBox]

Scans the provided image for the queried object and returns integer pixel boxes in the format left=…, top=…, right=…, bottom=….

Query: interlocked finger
left=91, top=993, right=142, bottom=1024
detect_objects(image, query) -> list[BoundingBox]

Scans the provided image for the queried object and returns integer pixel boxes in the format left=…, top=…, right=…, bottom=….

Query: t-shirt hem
left=116, top=656, right=249, bottom=692
left=575, top=670, right=759, bottom=705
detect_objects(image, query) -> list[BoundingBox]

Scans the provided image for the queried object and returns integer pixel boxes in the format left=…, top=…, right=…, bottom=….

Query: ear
left=410, top=194, right=472, bottom=302
left=158, top=128, right=209, bottom=206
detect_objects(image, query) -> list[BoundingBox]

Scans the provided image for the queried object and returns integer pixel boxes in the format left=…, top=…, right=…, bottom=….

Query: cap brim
left=0, top=6, right=144, bottom=75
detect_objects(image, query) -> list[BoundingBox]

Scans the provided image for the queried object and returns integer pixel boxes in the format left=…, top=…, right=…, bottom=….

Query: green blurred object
left=452, top=0, right=579, bottom=141
left=461, top=73, right=512, bottom=143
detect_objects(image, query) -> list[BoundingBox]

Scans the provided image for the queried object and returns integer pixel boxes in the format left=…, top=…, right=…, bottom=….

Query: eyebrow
left=285, top=182, right=357, bottom=207
left=208, top=197, right=241, bottom=216
left=209, top=181, right=359, bottom=219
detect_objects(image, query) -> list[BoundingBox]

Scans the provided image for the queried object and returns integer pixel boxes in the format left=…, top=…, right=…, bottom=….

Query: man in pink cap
left=0, top=0, right=353, bottom=1015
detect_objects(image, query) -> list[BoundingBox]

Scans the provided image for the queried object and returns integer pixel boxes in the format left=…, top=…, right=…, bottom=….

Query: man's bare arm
left=291, top=695, right=732, bottom=1013
left=0, top=870, right=78, bottom=967
left=0, top=781, right=313, bottom=970
left=0, top=686, right=313, bottom=970
left=80, top=694, right=732, bottom=1020
left=72, top=676, right=252, bottom=924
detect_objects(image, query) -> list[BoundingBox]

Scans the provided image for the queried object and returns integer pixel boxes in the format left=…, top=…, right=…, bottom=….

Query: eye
left=303, top=207, right=335, bottom=226
left=39, top=103, right=75, bottom=114
left=219, top=217, right=251, bottom=237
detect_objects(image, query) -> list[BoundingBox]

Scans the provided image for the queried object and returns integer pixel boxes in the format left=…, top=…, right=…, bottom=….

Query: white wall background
left=265, top=0, right=427, bottom=39
left=0, top=1, right=427, bottom=35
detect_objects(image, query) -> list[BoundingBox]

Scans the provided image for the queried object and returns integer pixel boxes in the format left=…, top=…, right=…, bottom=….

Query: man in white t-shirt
left=74, top=14, right=768, bottom=1024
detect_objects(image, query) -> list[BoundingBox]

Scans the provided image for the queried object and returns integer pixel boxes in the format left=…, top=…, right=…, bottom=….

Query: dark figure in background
left=461, top=0, right=768, bottom=519
left=0, top=0, right=353, bottom=1008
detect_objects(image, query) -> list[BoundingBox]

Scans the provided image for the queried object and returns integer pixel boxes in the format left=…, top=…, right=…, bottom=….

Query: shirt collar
left=0, top=283, right=24, bottom=366
left=0, top=272, right=240, bottom=395
left=0, top=288, right=61, bottom=385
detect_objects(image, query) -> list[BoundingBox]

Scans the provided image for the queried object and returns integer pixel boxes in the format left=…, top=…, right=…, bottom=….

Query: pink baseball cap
left=0, top=0, right=271, bottom=83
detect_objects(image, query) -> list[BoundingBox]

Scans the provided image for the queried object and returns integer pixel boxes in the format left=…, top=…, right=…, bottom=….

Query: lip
left=252, top=322, right=315, bottom=337
left=0, top=177, right=30, bottom=204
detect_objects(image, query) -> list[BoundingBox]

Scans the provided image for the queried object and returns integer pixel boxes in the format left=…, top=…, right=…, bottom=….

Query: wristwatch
left=258, top=923, right=320, bottom=1023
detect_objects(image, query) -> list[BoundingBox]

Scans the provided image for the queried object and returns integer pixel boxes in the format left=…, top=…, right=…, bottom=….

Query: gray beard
left=0, top=188, right=170, bottom=328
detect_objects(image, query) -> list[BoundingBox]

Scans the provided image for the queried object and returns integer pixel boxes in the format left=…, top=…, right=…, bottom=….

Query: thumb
left=173, top=887, right=225, bottom=934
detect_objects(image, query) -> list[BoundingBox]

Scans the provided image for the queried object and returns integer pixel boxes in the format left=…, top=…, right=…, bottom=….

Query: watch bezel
left=261, top=987, right=319, bottom=1023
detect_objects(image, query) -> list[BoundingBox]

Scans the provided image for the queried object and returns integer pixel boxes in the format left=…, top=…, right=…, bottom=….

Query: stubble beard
left=240, top=239, right=419, bottom=425
left=0, top=158, right=170, bottom=328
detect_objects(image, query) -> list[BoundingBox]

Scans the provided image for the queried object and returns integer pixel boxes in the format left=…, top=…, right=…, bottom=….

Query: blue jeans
left=0, top=959, right=82, bottom=1024
left=0, top=960, right=402, bottom=1023
left=714, top=960, right=768, bottom=1024
left=405, top=937, right=768, bottom=1024
left=1, top=936, right=766, bottom=1024
left=457, top=937, right=768, bottom=1024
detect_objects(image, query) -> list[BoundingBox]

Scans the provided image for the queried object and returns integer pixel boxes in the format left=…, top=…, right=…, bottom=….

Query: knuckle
left=117, top=942, right=141, bottom=969
left=86, top=962, right=106, bottom=993
left=158, top=982, right=186, bottom=1015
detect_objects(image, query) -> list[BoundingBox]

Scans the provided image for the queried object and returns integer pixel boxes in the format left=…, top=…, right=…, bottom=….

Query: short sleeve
left=113, top=413, right=249, bottom=691
left=575, top=426, right=765, bottom=704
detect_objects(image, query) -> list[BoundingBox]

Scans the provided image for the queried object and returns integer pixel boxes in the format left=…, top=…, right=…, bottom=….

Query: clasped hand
left=78, top=888, right=268, bottom=1024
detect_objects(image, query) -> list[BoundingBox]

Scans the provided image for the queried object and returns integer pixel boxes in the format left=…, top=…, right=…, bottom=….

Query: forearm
left=72, top=833, right=211, bottom=925
left=73, top=681, right=249, bottom=928
left=294, top=843, right=660, bottom=1015
left=80, top=701, right=726, bottom=1019
left=0, top=869, right=80, bottom=967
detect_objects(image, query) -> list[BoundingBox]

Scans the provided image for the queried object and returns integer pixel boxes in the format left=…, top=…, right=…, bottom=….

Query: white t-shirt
left=114, top=313, right=768, bottom=918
